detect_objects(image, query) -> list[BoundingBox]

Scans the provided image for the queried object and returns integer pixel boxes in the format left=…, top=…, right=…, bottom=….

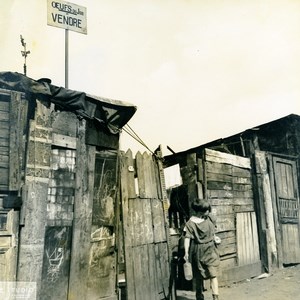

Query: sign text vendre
left=47, top=0, right=87, bottom=34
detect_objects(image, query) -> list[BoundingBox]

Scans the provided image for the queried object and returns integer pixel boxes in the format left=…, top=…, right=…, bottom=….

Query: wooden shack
left=0, top=72, right=173, bottom=300
left=164, top=114, right=300, bottom=285
left=0, top=71, right=139, bottom=300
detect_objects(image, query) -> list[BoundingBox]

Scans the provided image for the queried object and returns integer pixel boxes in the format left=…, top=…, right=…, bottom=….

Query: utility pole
left=20, top=35, right=30, bottom=76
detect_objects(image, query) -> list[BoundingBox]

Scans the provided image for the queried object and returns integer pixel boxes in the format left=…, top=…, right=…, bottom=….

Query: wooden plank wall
left=0, top=90, right=27, bottom=191
left=1, top=91, right=122, bottom=299
left=0, top=209, right=19, bottom=281
left=0, top=89, right=30, bottom=293
left=0, top=92, right=10, bottom=189
left=18, top=101, right=53, bottom=298
left=68, top=120, right=95, bottom=300
left=0, top=90, right=12, bottom=282
left=9, top=91, right=28, bottom=191
left=203, top=149, right=261, bottom=281
left=121, top=150, right=170, bottom=300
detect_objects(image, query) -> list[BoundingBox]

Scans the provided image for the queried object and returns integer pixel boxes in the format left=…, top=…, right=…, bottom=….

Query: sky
left=1, top=0, right=300, bottom=156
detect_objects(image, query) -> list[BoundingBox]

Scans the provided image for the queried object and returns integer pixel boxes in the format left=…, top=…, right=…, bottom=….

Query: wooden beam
left=68, top=119, right=94, bottom=300
left=205, top=148, right=251, bottom=169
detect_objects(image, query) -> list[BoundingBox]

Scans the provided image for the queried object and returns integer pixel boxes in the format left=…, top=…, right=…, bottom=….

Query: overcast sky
left=1, top=0, right=300, bottom=155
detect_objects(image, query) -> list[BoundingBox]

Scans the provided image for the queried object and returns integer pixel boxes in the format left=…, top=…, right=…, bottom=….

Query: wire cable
left=122, top=124, right=155, bottom=155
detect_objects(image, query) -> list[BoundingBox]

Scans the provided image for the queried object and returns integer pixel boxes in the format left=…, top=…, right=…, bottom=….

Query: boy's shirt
left=184, top=214, right=216, bottom=244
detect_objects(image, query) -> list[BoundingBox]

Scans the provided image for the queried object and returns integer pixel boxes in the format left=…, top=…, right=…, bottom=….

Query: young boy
left=184, top=199, right=220, bottom=300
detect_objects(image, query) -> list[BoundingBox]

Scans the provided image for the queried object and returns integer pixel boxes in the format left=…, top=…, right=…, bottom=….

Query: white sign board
left=47, top=0, right=87, bottom=34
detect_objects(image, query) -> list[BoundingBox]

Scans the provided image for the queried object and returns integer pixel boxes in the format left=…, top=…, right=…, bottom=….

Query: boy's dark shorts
left=200, top=264, right=219, bottom=279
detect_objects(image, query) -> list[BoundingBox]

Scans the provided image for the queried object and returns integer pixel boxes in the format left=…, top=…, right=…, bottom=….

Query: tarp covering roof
left=0, top=71, right=137, bottom=134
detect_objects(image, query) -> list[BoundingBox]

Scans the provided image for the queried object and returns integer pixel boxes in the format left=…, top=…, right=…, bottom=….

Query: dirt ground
left=176, top=264, right=300, bottom=300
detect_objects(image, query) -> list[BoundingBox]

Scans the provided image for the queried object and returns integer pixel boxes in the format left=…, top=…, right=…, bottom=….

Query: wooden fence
left=120, top=150, right=171, bottom=300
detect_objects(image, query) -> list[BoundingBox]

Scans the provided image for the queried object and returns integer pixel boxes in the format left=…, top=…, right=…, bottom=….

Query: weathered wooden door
left=120, top=150, right=170, bottom=300
left=272, top=156, right=300, bottom=264
left=88, top=151, right=119, bottom=299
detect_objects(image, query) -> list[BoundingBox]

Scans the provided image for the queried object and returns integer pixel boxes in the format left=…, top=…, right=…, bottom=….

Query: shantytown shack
left=164, top=114, right=300, bottom=287
left=0, top=72, right=173, bottom=300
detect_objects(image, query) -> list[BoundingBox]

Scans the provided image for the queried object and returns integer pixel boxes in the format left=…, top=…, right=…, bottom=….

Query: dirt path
left=176, top=264, right=300, bottom=300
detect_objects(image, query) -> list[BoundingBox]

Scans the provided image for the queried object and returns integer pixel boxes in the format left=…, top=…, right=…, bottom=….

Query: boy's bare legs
left=192, top=267, right=204, bottom=300
left=211, top=277, right=219, bottom=296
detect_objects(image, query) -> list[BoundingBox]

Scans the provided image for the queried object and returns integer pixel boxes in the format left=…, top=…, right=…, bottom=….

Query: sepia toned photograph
left=0, top=1, right=300, bottom=299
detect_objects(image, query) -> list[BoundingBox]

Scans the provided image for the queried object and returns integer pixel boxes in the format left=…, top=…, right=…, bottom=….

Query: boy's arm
left=208, top=213, right=217, bottom=227
left=184, top=237, right=191, bottom=262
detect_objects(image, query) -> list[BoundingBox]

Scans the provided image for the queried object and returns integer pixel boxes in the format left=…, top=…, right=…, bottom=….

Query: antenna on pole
left=20, top=35, right=30, bottom=76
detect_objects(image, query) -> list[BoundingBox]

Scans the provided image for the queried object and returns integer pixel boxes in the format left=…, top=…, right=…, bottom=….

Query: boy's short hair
left=191, top=199, right=211, bottom=213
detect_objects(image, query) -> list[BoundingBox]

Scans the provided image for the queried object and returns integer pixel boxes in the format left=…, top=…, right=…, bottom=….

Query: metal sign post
left=65, top=29, right=69, bottom=88
left=47, top=0, right=87, bottom=88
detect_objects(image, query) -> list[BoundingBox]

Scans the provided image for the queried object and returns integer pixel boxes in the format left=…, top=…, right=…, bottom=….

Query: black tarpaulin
left=0, top=71, right=137, bottom=134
